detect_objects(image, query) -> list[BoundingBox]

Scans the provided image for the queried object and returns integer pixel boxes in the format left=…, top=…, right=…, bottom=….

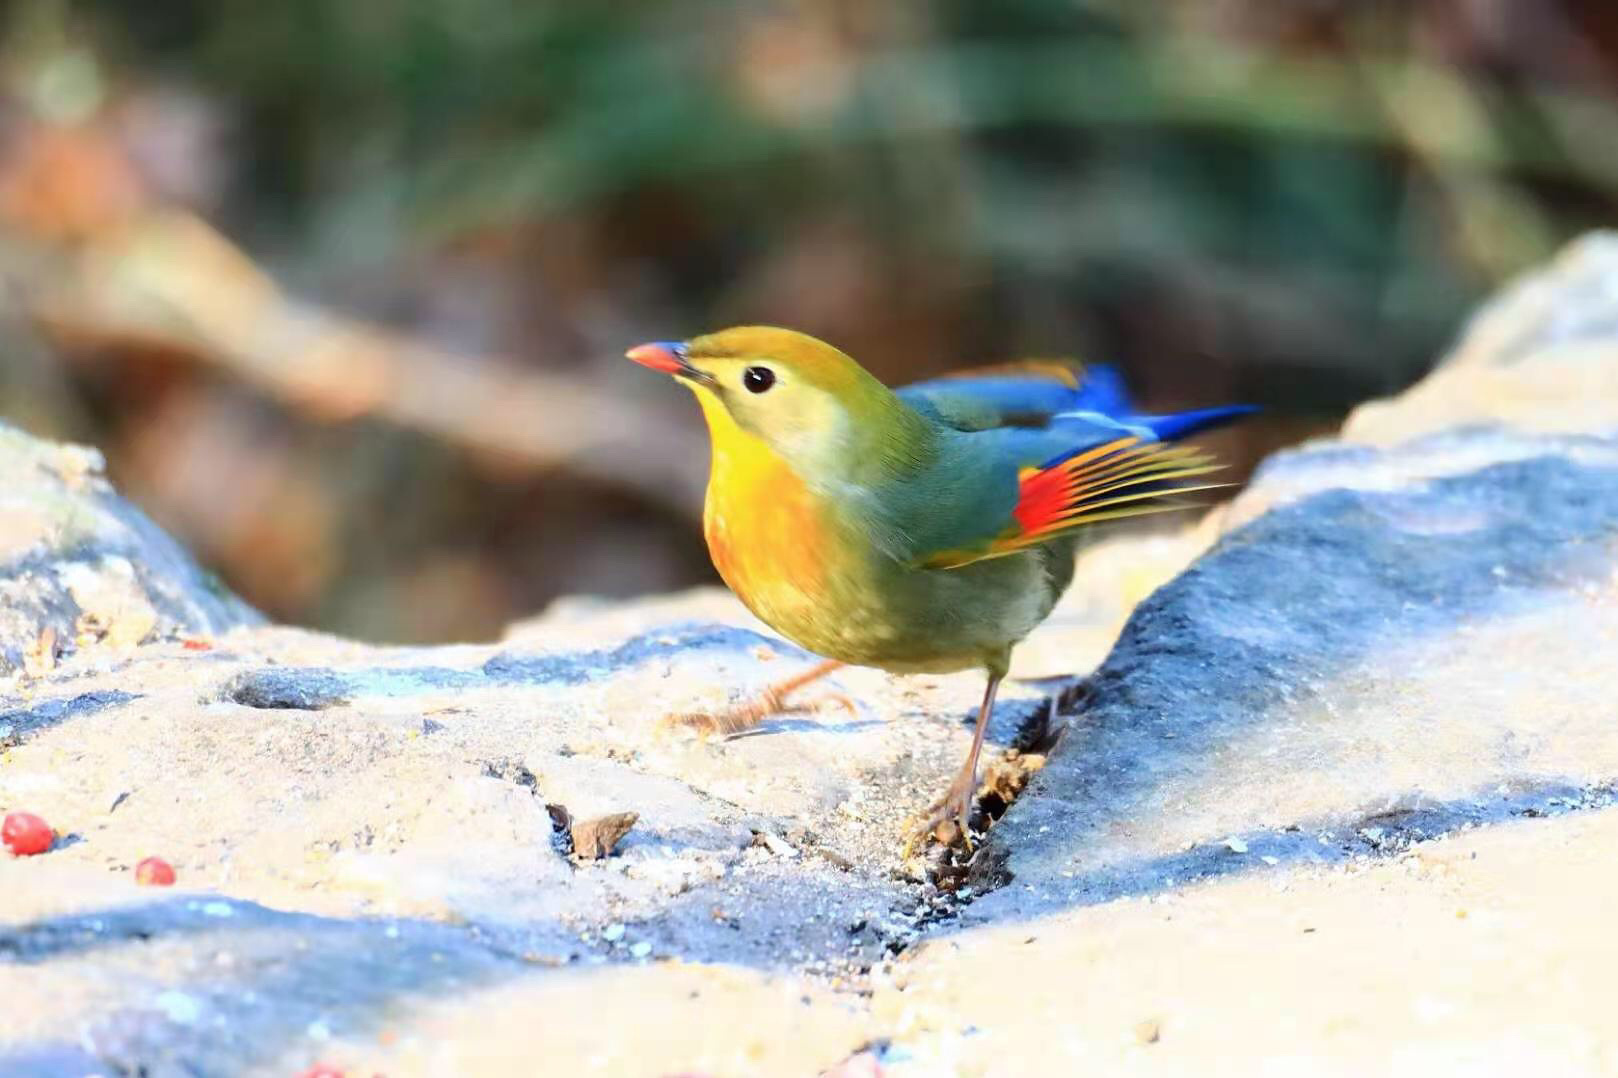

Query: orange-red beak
left=627, top=340, right=715, bottom=387
left=625, top=341, right=686, bottom=374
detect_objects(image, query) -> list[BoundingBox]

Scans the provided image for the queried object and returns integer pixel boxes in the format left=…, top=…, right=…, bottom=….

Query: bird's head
left=627, top=326, right=897, bottom=474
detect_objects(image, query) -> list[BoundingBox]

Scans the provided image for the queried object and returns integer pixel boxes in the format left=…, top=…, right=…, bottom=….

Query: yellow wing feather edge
left=921, top=437, right=1228, bottom=569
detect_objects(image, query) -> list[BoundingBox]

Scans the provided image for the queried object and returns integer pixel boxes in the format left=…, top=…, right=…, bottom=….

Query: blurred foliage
left=2, top=0, right=1617, bottom=641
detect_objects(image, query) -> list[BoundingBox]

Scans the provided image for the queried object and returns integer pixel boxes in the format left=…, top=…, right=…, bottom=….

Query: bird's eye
left=742, top=366, right=776, bottom=394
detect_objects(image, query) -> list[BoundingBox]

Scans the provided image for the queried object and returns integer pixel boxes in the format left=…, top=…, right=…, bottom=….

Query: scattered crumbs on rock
left=815, top=846, right=854, bottom=871
left=571, top=811, right=637, bottom=859
left=1135, top=1018, right=1162, bottom=1045
left=482, top=757, right=539, bottom=789
left=753, top=829, right=799, bottom=858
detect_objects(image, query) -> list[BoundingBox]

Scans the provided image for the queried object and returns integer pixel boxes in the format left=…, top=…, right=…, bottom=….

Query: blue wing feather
left=1129, top=404, right=1258, bottom=442
left=898, top=363, right=1134, bottom=430
left=888, top=362, right=1254, bottom=566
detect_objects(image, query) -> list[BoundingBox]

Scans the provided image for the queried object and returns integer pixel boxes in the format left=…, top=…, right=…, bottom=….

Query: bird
left=626, top=326, right=1251, bottom=852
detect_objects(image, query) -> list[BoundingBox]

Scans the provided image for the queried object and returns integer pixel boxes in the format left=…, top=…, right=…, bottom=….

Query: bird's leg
left=905, top=673, right=1002, bottom=856
left=661, top=658, right=850, bottom=738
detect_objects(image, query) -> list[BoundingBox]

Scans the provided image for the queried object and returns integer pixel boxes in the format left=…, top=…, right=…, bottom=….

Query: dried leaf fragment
left=570, top=811, right=638, bottom=859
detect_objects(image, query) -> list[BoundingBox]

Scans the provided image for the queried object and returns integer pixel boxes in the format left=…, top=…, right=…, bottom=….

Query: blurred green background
left=1, top=0, right=1615, bottom=641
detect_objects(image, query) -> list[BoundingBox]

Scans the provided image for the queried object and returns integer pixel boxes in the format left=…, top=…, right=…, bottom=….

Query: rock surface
left=0, top=506, right=1057, bottom=1073
left=973, top=425, right=1618, bottom=912
left=7, top=234, right=1618, bottom=1076
left=0, top=422, right=259, bottom=676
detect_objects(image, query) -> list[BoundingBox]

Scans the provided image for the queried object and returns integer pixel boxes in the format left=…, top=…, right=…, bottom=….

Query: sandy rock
left=975, top=424, right=1618, bottom=908
left=9, top=231, right=1618, bottom=1075
left=875, top=808, right=1618, bottom=1076
left=0, top=422, right=259, bottom=675
left=0, top=432, right=1042, bottom=1071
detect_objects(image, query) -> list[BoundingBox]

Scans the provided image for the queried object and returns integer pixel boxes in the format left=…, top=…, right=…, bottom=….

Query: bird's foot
left=659, top=659, right=852, bottom=739
left=902, top=766, right=979, bottom=858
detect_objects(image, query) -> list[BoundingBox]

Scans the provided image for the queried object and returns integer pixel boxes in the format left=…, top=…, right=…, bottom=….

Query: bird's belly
left=707, top=500, right=1061, bottom=672
left=706, top=504, right=898, bottom=664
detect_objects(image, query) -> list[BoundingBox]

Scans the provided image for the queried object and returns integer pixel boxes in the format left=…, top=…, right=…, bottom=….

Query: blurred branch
left=16, top=210, right=707, bottom=518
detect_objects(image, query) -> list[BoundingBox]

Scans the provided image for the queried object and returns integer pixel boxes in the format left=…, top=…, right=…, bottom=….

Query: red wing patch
left=921, top=437, right=1226, bottom=569
left=1010, top=436, right=1224, bottom=541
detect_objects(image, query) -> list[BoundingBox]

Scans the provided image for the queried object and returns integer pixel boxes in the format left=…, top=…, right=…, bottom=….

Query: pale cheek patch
left=750, top=387, right=851, bottom=471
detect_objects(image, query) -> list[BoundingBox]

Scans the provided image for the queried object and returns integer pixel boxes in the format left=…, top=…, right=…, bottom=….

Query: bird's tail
left=1132, top=404, right=1258, bottom=442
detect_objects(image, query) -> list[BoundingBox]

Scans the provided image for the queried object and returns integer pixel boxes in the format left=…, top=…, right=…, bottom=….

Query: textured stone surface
left=9, top=232, right=1618, bottom=1075
left=0, top=465, right=1059, bottom=1073
left=875, top=807, right=1618, bottom=1076
left=0, top=422, right=259, bottom=675
left=972, top=426, right=1618, bottom=913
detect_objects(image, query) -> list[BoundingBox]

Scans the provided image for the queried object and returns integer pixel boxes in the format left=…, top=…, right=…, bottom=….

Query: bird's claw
left=658, top=686, right=856, bottom=741
left=658, top=695, right=774, bottom=739
left=902, top=772, right=978, bottom=858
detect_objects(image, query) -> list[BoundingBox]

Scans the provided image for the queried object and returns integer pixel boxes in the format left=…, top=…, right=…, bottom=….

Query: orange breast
left=695, top=393, right=832, bottom=634
left=704, top=447, right=829, bottom=617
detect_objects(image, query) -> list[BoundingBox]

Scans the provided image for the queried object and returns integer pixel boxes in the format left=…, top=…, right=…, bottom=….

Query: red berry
left=2, top=811, right=53, bottom=856
left=135, top=856, right=176, bottom=886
